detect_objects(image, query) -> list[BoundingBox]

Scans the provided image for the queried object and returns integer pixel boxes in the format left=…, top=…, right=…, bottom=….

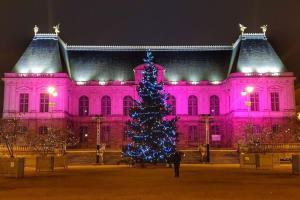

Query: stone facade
left=1, top=31, right=296, bottom=150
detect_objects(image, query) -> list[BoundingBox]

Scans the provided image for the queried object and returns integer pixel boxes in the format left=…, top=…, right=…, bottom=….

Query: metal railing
left=241, top=143, right=300, bottom=153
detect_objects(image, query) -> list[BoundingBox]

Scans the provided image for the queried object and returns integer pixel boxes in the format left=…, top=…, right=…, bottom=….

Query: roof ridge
left=66, top=45, right=233, bottom=51
left=34, top=33, right=58, bottom=40
left=241, top=33, right=267, bottom=40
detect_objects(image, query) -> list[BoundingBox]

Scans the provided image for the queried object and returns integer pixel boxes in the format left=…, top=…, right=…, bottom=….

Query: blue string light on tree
left=123, top=51, right=178, bottom=163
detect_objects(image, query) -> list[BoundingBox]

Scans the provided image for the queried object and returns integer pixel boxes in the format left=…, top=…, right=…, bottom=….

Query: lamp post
left=47, top=86, right=58, bottom=128
left=94, top=115, right=102, bottom=164
left=201, top=114, right=213, bottom=163
left=241, top=86, right=254, bottom=142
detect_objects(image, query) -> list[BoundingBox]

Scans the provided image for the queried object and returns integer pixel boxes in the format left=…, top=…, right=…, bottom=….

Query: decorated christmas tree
left=124, top=51, right=177, bottom=163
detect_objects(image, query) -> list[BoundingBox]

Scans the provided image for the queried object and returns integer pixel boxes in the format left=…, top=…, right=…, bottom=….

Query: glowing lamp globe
left=47, top=86, right=56, bottom=94
left=246, top=86, right=254, bottom=93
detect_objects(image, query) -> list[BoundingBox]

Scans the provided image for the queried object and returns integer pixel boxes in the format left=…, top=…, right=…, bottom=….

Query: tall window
left=101, top=125, right=110, bottom=144
left=79, top=126, right=88, bottom=143
left=39, top=126, right=48, bottom=134
left=168, top=95, right=176, bottom=115
left=272, top=124, right=279, bottom=134
left=40, top=93, right=49, bottom=112
left=250, top=93, right=259, bottom=111
left=252, top=125, right=262, bottom=135
left=188, top=126, right=198, bottom=144
left=123, top=126, right=129, bottom=142
left=271, top=92, right=280, bottom=111
left=79, top=96, right=89, bottom=116
left=210, top=95, right=220, bottom=116
left=188, top=95, right=198, bottom=115
left=18, top=126, right=27, bottom=134
left=123, top=96, right=133, bottom=116
left=19, top=93, right=29, bottom=113
left=101, top=96, right=111, bottom=116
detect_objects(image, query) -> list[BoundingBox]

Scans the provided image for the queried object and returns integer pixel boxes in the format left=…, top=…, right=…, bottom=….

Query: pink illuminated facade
left=2, top=30, right=296, bottom=149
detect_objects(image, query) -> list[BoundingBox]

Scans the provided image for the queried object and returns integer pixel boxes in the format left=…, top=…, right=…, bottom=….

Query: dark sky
left=0, top=0, right=300, bottom=111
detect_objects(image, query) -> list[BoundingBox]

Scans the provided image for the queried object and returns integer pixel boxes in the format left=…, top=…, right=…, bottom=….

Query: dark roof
left=236, top=34, right=285, bottom=73
left=12, top=33, right=285, bottom=81
left=66, top=49, right=232, bottom=82
left=13, top=34, right=62, bottom=73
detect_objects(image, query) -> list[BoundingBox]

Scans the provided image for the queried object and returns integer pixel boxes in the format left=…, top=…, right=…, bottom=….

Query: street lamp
left=200, top=114, right=213, bottom=163
left=47, top=86, right=58, bottom=127
left=93, top=115, right=102, bottom=164
left=241, top=86, right=255, bottom=143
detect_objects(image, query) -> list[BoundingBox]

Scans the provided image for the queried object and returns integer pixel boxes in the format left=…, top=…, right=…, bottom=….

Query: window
left=272, top=124, right=279, bottom=134
left=40, top=93, right=49, bottom=112
left=39, top=126, right=48, bottom=134
left=19, top=93, right=29, bottom=113
left=271, top=92, right=280, bottom=111
left=101, top=125, right=110, bottom=144
left=168, top=95, right=176, bottom=115
left=211, top=125, right=222, bottom=146
left=252, top=125, right=262, bottom=135
left=250, top=93, right=259, bottom=111
left=123, top=96, right=133, bottom=116
left=79, top=96, right=89, bottom=116
left=123, top=126, right=129, bottom=142
left=210, top=95, right=220, bottom=116
left=18, top=126, right=27, bottom=134
left=79, top=126, right=88, bottom=143
left=188, top=95, right=198, bottom=116
left=101, top=96, right=111, bottom=116
left=188, top=126, right=198, bottom=143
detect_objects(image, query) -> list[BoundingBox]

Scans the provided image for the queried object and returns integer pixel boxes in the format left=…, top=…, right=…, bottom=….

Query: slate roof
left=12, top=32, right=286, bottom=82
left=236, top=34, right=285, bottom=73
left=13, top=34, right=62, bottom=73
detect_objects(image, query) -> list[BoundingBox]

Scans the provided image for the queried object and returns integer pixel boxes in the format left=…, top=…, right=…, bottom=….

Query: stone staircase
left=181, top=150, right=202, bottom=164
left=66, top=150, right=123, bottom=165
left=65, top=149, right=239, bottom=165
left=210, top=150, right=239, bottom=164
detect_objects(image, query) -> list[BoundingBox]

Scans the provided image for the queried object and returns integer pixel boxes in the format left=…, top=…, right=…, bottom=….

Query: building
left=2, top=27, right=296, bottom=150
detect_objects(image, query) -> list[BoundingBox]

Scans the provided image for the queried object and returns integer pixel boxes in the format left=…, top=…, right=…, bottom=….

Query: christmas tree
left=124, top=51, right=177, bottom=163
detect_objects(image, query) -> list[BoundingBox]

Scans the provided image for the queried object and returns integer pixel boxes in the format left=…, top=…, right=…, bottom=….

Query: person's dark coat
left=173, top=151, right=182, bottom=165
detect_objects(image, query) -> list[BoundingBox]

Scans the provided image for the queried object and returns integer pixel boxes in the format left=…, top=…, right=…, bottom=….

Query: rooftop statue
left=33, top=25, right=39, bottom=35
left=53, top=24, right=60, bottom=35
left=239, top=24, right=247, bottom=35
left=260, top=25, right=268, bottom=35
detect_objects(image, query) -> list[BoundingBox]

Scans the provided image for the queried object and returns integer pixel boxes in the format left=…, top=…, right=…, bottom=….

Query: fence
left=241, top=143, right=300, bottom=153
left=0, top=144, right=63, bottom=155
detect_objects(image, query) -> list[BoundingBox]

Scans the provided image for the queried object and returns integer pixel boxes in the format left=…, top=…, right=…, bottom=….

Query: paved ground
left=0, top=164, right=299, bottom=200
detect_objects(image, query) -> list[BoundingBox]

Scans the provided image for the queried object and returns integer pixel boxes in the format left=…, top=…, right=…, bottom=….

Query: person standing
left=173, top=151, right=182, bottom=178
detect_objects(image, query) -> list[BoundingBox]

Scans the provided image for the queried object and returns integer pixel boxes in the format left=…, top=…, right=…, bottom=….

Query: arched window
left=188, top=95, right=198, bottom=116
left=168, top=95, right=176, bottom=115
left=101, top=96, right=111, bottom=116
left=79, top=96, right=89, bottom=116
left=210, top=95, right=220, bottom=116
left=123, top=96, right=133, bottom=116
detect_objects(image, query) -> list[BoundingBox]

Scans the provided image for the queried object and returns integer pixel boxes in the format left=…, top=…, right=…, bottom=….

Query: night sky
left=0, top=0, right=300, bottom=111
